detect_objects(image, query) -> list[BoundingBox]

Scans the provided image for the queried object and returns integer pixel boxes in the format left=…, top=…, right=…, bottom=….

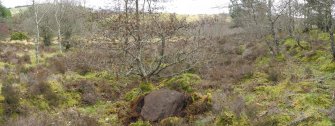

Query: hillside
left=1, top=0, right=335, bottom=126
left=9, top=6, right=29, bottom=16
left=0, top=29, right=334, bottom=125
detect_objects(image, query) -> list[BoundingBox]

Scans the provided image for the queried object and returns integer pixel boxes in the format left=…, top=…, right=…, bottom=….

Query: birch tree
left=266, top=0, right=289, bottom=55
left=54, top=0, right=63, bottom=53
left=324, top=0, right=335, bottom=60
left=32, top=0, right=48, bottom=64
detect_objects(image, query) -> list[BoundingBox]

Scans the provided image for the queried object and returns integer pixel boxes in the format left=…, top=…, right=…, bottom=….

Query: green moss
left=160, top=117, right=184, bottom=126
left=99, top=114, right=120, bottom=125
left=290, top=81, right=316, bottom=93
left=276, top=53, right=286, bottom=62
left=304, top=94, right=332, bottom=108
left=10, top=32, right=28, bottom=41
left=129, top=120, right=152, bottom=126
left=265, top=35, right=274, bottom=42
left=308, top=29, right=330, bottom=41
left=0, top=95, right=4, bottom=102
left=62, top=92, right=81, bottom=107
left=237, top=45, right=246, bottom=55
left=215, top=111, right=234, bottom=126
left=273, top=114, right=291, bottom=125
left=124, top=88, right=141, bottom=101
left=164, top=73, right=201, bottom=93
left=298, top=50, right=328, bottom=62
left=124, top=82, right=155, bottom=101
left=244, top=94, right=257, bottom=104
left=0, top=62, right=14, bottom=69
left=48, top=80, right=64, bottom=93
left=215, top=111, right=249, bottom=126
left=284, top=38, right=297, bottom=50
left=314, top=118, right=333, bottom=126
left=244, top=72, right=270, bottom=84
left=255, top=57, right=270, bottom=68
left=20, top=96, right=51, bottom=110
left=94, top=71, right=115, bottom=80
left=320, top=62, right=335, bottom=72
left=319, top=32, right=330, bottom=41
left=47, top=80, right=80, bottom=108
left=254, top=85, right=284, bottom=100
left=293, top=93, right=332, bottom=110
left=194, top=115, right=215, bottom=126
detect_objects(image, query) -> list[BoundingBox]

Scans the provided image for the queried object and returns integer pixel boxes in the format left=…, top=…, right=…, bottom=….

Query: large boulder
left=140, top=89, right=187, bottom=122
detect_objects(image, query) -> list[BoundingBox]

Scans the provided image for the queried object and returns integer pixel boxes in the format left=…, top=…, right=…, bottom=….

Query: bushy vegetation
left=0, top=4, right=11, bottom=19
left=10, top=32, right=28, bottom=41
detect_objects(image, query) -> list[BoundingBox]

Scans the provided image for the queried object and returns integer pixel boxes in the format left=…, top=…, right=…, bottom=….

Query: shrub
left=64, top=80, right=100, bottom=105
left=2, top=83, right=20, bottom=116
left=329, top=107, right=335, bottom=122
left=42, top=28, right=53, bottom=46
left=5, top=111, right=99, bottom=126
left=28, top=82, right=60, bottom=107
left=0, top=22, right=9, bottom=39
left=186, top=93, right=212, bottom=115
left=20, top=54, right=31, bottom=64
left=48, top=55, right=66, bottom=74
left=10, top=32, right=28, bottom=41
left=0, top=4, right=11, bottom=18
left=63, top=50, right=114, bottom=75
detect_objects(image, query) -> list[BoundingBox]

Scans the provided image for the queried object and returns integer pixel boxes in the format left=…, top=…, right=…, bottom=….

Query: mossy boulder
left=140, top=89, right=188, bottom=122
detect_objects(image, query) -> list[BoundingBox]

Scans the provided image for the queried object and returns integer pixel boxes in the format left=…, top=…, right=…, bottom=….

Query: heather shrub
left=2, top=83, right=20, bottom=116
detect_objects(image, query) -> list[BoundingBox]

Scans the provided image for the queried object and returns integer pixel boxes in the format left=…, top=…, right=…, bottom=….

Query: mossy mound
left=125, top=82, right=156, bottom=101
left=162, top=73, right=201, bottom=93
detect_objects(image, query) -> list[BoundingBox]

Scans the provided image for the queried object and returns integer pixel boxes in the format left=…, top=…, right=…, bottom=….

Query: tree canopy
left=0, top=2, right=11, bottom=19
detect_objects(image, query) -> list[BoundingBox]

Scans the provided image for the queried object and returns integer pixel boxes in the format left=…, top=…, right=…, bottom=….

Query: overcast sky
left=1, top=0, right=230, bottom=14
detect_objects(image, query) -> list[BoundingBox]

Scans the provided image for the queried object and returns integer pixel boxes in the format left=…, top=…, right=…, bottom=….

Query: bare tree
left=32, top=0, right=48, bottom=64
left=103, top=0, right=201, bottom=81
left=324, top=0, right=335, bottom=60
left=54, top=0, right=63, bottom=53
left=266, top=0, right=289, bottom=55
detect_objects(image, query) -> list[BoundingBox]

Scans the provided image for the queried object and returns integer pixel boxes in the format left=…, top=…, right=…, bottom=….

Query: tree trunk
left=135, top=0, right=147, bottom=78
left=288, top=0, right=293, bottom=37
left=330, top=31, right=335, bottom=61
left=326, top=1, right=335, bottom=61
left=329, top=20, right=335, bottom=61
left=267, top=0, right=279, bottom=55
left=33, top=0, right=40, bottom=64
left=55, top=0, right=62, bottom=53
left=35, top=23, right=40, bottom=64
left=124, top=0, right=129, bottom=46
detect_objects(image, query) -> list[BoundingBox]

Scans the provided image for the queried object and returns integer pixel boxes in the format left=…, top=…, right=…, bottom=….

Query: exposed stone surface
left=140, top=89, right=187, bottom=121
